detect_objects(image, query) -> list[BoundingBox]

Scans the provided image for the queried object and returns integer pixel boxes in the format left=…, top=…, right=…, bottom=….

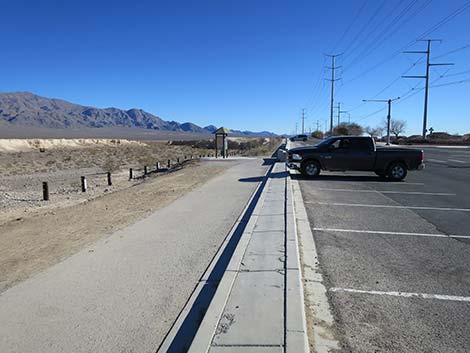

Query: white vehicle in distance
left=289, top=134, right=308, bottom=142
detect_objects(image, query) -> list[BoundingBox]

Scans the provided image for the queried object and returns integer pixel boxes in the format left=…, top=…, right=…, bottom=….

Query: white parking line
left=313, top=188, right=455, bottom=196
left=313, top=227, right=470, bottom=239
left=448, top=159, right=467, bottom=163
left=329, top=287, right=470, bottom=302
left=309, top=202, right=470, bottom=212
left=426, top=158, right=446, bottom=163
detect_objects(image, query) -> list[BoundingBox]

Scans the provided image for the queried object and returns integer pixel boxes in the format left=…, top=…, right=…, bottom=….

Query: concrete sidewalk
left=165, top=162, right=309, bottom=352
left=0, top=158, right=269, bottom=353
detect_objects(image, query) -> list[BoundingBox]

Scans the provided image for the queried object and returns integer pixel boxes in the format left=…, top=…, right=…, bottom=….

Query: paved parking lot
left=293, top=143, right=470, bottom=352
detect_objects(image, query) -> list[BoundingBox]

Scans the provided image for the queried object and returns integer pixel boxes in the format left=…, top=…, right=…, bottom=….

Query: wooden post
left=129, top=168, right=133, bottom=180
left=223, top=134, right=226, bottom=159
left=144, top=166, right=148, bottom=175
left=168, top=159, right=171, bottom=168
left=107, top=172, right=112, bottom=186
left=42, top=182, right=49, bottom=201
left=156, top=162, right=160, bottom=171
left=177, top=157, right=180, bottom=164
left=81, top=176, right=87, bottom=192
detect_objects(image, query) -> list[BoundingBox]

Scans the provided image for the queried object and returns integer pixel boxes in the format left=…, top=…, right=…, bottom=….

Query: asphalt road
left=292, top=141, right=470, bottom=352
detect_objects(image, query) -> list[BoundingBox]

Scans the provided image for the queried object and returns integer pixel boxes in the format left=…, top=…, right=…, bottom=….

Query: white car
left=289, top=134, right=308, bottom=142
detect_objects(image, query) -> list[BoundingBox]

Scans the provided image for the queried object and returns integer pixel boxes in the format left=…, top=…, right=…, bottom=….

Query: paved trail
left=0, top=158, right=269, bottom=353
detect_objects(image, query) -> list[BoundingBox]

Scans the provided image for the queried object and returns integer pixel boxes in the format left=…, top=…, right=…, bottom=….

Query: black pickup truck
left=287, top=136, right=424, bottom=181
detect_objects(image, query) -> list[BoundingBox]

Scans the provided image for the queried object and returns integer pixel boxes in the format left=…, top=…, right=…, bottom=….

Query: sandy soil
left=0, top=161, right=229, bottom=293
left=0, top=140, right=215, bottom=224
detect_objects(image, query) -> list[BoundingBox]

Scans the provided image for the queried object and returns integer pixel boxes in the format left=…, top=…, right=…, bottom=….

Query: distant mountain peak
left=0, top=92, right=276, bottom=137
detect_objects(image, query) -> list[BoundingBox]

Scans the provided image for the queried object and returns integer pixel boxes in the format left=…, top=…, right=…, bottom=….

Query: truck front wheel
left=387, top=162, right=407, bottom=181
left=301, top=160, right=321, bottom=178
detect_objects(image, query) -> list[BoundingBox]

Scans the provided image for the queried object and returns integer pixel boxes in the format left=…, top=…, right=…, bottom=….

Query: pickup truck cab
left=287, top=136, right=424, bottom=181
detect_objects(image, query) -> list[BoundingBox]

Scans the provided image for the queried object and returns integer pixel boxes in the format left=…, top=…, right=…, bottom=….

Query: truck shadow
left=290, top=173, right=404, bottom=183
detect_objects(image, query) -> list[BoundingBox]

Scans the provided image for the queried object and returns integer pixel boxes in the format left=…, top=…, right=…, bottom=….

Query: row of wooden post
left=41, top=152, right=239, bottom=201
left=42, top=172, right=112, bottom=201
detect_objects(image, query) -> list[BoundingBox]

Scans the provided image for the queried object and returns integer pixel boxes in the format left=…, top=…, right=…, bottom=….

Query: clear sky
left=1, top=0, right=469, bottom=135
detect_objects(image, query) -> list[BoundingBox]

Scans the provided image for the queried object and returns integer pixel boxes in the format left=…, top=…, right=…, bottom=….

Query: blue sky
left=1, top=0, right=469, bottom=135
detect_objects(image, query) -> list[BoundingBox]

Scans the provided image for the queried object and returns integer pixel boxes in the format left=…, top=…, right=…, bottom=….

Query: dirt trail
left=0, top=161, right=229, bottom=293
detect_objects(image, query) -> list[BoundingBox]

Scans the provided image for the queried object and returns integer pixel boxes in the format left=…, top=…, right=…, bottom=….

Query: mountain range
left=0, top=92, right=276, bottom=137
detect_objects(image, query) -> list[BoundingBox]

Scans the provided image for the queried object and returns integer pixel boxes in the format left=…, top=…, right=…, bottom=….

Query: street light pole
left=363, top=97, right=400, bottom=145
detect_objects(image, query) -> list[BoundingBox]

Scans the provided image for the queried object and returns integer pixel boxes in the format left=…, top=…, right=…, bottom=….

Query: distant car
left=287, top=135, right=424, bottom=181
left=290, top=134, right=308, bottom=142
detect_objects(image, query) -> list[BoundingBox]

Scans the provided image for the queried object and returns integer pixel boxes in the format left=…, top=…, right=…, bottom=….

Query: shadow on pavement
left=238, top=171, right=288, bottom=183
left=290, top=173, right=400, bottom=183
left=158, top=161, right=276, bottom=353
left=262, top=157, right=276, bottom=166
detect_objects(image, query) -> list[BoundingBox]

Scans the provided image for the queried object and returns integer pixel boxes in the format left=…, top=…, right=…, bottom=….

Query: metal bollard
left=107, top=172, right=112, bottom=186
left=129, top=168, right=133, bottom=180
left=42, top=182, right=49, bottom=201
left=81, top=176, right=87, bottom=192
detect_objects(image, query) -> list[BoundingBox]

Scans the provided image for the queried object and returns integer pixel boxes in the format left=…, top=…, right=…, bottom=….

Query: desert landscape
left=0, top=136, right=280, bottom=293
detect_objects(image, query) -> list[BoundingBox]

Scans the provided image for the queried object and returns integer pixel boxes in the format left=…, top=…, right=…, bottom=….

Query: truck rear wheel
left=301, top=160, right=321, bottom=178
left=387, top=162, right=407, bottom=181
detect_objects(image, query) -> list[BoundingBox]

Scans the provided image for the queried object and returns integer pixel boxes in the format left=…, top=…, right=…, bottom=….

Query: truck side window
left=329, top=139, right=350, bottom=150
left=339, top=139, right=350, bottom=149
left=350, top=138, right=371, bottom=151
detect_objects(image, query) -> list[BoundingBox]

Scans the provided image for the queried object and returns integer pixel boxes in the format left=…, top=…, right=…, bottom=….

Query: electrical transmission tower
left=325, top=54, right=342, bottom=136
left=301, top=108, right=306, bottom=134
left=403, top=39, right=454, bottom=138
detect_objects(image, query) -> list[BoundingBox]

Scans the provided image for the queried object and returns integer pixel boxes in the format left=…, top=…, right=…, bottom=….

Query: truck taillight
left=420, top=150, right=424, bottom=162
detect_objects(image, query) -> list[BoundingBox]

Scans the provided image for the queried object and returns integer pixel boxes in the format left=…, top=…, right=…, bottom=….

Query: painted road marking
left=448, top=159, right=467, bottom=163
left=309, top=202, right=470, bottom=212
left=426, top=158, right=446, bottom=163
left=329, top=287, right=470, bottom=302
left=313, top=188, right=455, bottom=196
left=313, top=227, right=470, bottom=239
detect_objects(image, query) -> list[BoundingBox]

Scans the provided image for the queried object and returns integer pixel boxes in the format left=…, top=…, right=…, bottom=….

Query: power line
left=339, top=1, right=467, bottom=86
left=330, top=0, right=370, bottom=54
left=344, top=0, right=420, bottom=71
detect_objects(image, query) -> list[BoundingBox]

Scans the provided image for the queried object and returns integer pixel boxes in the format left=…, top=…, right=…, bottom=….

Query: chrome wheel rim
left=305, top=163, right=318, bottom=176
left=391, top=165, right=405, bottom=179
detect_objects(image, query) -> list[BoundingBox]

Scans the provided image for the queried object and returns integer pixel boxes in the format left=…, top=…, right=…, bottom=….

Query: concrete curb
left=285, top=169, right=310, bottom=352
left=157, top=159, right=275, bottom=353
left=290, top=173, right=341, bottom=352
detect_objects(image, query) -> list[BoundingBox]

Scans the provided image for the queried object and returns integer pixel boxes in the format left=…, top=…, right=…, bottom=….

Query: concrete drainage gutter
left=157, top=160, right=309, bottom=352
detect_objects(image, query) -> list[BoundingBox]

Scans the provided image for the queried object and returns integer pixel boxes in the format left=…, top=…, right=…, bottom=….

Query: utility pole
left=363, top=97, right=400, bottom=145
left=316, top=120, right=320, bottom=132
left=403, top=40, right=453, bottom=139
left=295, top=122, right=298, bottom=135
left=336, top=102, right=341, bottom=126
left=325, top=54, right=342, bottom=136
left=301, top=108, right=306, bottom=134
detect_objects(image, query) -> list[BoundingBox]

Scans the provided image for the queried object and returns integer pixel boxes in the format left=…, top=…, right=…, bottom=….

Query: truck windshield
left=314, top=137, right=336, bottom=147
